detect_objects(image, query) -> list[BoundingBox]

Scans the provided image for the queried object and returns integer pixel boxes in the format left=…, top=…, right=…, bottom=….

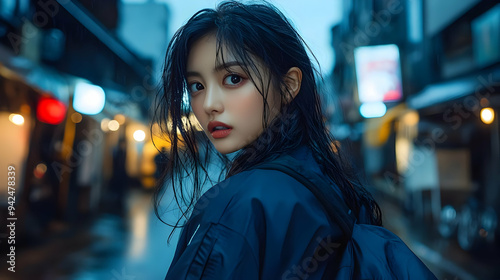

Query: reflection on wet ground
left=5, top=188, right=180, bottom=280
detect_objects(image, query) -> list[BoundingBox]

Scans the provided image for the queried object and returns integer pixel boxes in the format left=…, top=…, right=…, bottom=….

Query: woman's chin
left=209, top=138, right=242, bottom=155
left=213, top=143, right=239, bottom=155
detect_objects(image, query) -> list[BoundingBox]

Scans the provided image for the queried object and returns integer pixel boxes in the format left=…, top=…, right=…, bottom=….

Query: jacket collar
left=287, top=144, right=323, bottom=176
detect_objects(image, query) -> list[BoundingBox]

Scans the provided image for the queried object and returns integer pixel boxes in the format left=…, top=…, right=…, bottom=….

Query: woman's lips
left=208, top=121, right=233, bottom=139
left=211, top=128, right=232, bottom=139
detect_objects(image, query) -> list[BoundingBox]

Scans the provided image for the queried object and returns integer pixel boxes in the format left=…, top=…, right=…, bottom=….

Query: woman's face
left=187, top=34, right=280, bottom=154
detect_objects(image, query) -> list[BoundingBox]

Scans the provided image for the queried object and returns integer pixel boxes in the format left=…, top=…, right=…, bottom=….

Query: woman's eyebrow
left=214, top=61, right=244, bottom=72
left=186, top=61, right=243, bottom=78
left=186, top=71, right=201, bottom=78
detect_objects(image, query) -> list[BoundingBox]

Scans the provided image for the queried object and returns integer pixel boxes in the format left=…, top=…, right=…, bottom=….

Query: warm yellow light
left=480, top=108, right=495, bottom=125
left=402, top=111, right=419, bottom=126
left=133, top=129, right=146, bottom=142
left=9, top=114, right=24, bottom=125
left=71, top=112, right=82, bottom=123
left=152, top=123, right=161, bottom=135
left=33, top=163, right=48, bottom=178
left=480, top=98, right=490, bottom=107
left=101, top=118, right=110, bottom=131
left=36, top=163, right=47, bottom=173
left=20, top=104, right=31, bottom=115
left=188, top=113, right=203, bottom=131
left=115, top=114, right=126, bottom=125
left=108, top=120, right=120, bottom=131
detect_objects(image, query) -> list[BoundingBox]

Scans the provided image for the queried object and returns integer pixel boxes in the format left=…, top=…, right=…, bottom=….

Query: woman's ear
left=283, top=67, right=302, bottom=103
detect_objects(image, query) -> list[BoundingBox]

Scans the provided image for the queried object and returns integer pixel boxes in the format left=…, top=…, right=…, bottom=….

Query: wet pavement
left=2, top=188, right=180, bottom=280
left=2, top=176, right=500, bottom=280
left=370, top=179, right=500, bottom=280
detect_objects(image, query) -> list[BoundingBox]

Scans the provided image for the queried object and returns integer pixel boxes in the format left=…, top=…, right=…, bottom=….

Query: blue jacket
left=165, top=145, right=347, bottom=279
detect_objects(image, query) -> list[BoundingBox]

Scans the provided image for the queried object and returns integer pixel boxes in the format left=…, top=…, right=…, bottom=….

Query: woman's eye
left=189, top=82, right=204, bottom=93
left=224, top=74, right=243, bottom=86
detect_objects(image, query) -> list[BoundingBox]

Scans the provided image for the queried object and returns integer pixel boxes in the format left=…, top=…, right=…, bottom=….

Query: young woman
left=153, top=1, right=382, bottom=278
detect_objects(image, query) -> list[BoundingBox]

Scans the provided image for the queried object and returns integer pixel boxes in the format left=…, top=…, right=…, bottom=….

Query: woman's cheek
left=228, top=91, right=266, bottom=140
left=234, top=88, right=263, bottom=117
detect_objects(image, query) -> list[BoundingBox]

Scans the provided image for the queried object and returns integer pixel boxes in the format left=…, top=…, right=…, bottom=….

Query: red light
left=37, top=97, right=67, bottom=125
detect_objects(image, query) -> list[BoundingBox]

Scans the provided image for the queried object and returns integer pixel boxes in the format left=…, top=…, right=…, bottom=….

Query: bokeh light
left=101, top=118, right=110, bottom=132
left=108, top=120, right=120, bottom=131
left=133, top=129, right=146, bottom=142
left=34, top=163, right=48, bottom=179
left=71, top=112, right=83, bottom=123
left=480, top=107, right=495, bottom=125
left=359, top=102, right=387, bottom=118
left=8, top=114, right=24, bottom=126
left=73, top=81, right=105, bottom=115
left=115, top=114, right=126, bottom=125
left=37, top=97, right=67, bottom=125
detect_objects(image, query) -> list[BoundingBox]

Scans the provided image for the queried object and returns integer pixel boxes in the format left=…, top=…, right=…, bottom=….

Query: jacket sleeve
left=165, top=222, right=260, bottom=280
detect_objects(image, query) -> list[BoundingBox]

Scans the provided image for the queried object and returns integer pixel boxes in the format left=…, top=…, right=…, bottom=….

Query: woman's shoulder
left=190, top=145, right=336, bottom=234
left=232, top=167, right=317, bottom=204
left=233, top=145, right=330, bottom=205
left=197, top=147, right=325, bottom=212
left=194, top=167, right=317, bottom=216
left=191, top=165, right=330, bottom=219
left=216, top=167, right=332, bottom=231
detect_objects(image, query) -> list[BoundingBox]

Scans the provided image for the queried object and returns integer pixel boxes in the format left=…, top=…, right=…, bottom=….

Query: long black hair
left=152, top=0, right=382, bottom=244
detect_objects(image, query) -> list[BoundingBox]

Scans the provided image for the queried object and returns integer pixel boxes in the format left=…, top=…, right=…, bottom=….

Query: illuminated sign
left=37, top=97, right=67, bottom=125
left=73, top=81, right=105, bottom=115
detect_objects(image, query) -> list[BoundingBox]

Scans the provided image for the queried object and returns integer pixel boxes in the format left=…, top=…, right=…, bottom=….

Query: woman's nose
left=203, top=84, right=224, bottom=114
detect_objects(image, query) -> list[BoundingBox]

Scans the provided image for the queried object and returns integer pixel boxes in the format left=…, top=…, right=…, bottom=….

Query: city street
left=1, top=1, right=500, bottom=279
left=4, top=180, right=499, bottom=280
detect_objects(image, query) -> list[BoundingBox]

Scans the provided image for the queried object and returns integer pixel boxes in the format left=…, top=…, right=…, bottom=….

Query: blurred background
left=0, top=0, right=499, bottom=279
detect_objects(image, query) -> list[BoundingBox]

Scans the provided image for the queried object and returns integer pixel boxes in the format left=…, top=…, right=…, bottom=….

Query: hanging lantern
left=37, top=97, right=67, bottom=125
